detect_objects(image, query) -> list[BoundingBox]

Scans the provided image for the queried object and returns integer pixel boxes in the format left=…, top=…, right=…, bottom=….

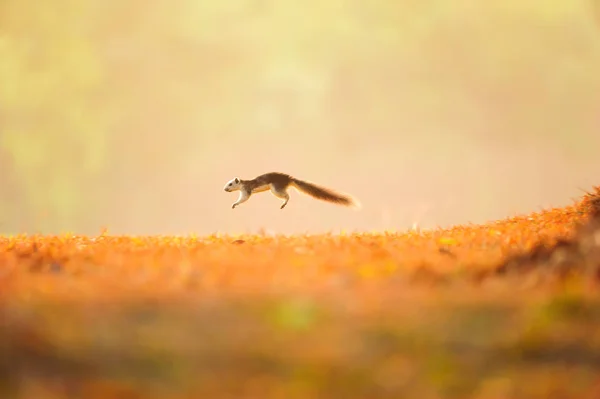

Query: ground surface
left=1, top=189, right=600, bottom=399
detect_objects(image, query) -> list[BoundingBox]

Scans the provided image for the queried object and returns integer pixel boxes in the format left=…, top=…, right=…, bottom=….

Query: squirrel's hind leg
left=271, top=186, right=290, bottom=209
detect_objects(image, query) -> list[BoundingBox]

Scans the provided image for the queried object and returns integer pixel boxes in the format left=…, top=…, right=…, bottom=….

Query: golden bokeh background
left=1, top=0, right=600, bottom=235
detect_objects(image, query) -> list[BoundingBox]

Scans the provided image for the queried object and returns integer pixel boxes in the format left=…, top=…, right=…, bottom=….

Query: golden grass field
left=1, top=188, right=600, bottom=399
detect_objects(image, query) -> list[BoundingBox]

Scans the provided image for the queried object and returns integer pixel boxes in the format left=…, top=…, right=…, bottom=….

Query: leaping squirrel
left=223, top=172, right=361, bottom=210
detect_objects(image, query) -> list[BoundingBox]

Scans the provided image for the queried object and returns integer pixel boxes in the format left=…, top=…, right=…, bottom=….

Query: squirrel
left=223, top=172, right=361, bottom=210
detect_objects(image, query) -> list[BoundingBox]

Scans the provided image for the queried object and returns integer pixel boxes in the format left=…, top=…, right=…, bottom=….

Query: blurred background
left=1, top=0, right=600, bottom=235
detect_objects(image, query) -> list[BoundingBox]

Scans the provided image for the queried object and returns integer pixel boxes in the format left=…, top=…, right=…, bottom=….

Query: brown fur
left=290, top=177, right=359, bottom=208
left=241, top=172, right=292, bottom=193
left=243, top=172, right=360, bottom=209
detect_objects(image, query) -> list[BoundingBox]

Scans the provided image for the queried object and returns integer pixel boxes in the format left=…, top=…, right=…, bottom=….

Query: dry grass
left=1, top=188, right=600, bottom=399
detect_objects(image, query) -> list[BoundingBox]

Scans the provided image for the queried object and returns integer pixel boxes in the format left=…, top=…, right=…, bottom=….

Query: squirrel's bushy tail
left=290, top=177, right=361, bottom=209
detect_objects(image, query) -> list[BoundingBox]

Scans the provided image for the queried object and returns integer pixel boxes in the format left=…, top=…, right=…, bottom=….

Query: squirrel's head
left=224, top=177, right=241, bottom=192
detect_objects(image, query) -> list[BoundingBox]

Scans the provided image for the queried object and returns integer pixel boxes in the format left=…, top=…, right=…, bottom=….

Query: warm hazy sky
left=1, top=0, right=600, bottom=235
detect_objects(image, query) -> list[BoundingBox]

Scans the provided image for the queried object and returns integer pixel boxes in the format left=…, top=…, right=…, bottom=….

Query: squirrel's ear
left=234, top=177, right=240, bottom=183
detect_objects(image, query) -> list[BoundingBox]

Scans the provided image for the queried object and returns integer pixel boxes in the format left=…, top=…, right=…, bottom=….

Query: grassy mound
left=1, top=188, right=600, bottom=399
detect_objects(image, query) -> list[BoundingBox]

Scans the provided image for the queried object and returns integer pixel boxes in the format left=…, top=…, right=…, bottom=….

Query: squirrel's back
left=246, top=172, right=292, bottom=191
left=242, top=172, right=360, bottom=209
